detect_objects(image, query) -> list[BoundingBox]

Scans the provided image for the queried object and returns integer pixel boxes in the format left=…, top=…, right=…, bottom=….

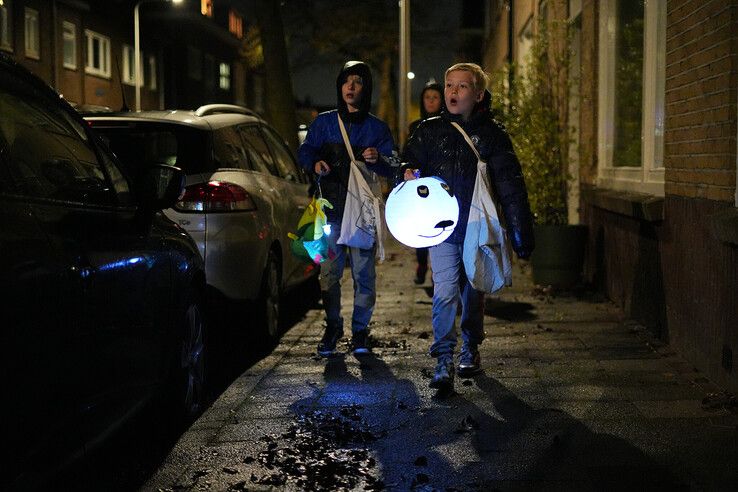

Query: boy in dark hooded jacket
left=403, top=63, right=535, bottom=391
left=298, top=60, right=396, bottom=357
left=407, top=80, right=445, bottom=285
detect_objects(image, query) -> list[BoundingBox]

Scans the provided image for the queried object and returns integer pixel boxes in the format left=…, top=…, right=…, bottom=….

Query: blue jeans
left=319, top=221, right=377, bottom=334
left=429, top=241, right=485, bottom=358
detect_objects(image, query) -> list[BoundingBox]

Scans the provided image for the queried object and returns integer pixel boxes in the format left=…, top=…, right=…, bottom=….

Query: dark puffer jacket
left=407, top=81, right=445, bottom=139
left=402, top=92, right=535, bottom=258
left=297, top=61, right=395, bottom=223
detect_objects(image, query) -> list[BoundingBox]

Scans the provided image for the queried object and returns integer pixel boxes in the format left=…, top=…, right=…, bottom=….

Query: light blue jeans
left=429, top=241, right=485, bottom=358
left=319, top=221, right=377, bottom=335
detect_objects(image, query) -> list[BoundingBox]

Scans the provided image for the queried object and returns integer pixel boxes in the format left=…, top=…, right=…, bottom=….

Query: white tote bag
left=335, top=114, right=386, bottom=261
left=451, top=122, right=512, bottom=293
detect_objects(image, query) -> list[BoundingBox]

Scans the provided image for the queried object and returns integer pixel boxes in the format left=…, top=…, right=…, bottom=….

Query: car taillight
left=175, top=181, right=256, bottom=212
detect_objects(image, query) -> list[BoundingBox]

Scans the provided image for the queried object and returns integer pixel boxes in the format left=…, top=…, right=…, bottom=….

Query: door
left=0, top=75, right=171, bottom=454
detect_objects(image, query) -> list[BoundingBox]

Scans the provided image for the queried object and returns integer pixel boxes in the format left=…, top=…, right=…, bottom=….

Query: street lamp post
left=134, top=0, right=182, bottom=111
left=398, top=0, right=411, bottom=147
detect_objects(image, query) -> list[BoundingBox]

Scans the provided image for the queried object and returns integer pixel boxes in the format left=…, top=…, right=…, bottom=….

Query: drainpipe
left=51, top=0, right=58, bottom=90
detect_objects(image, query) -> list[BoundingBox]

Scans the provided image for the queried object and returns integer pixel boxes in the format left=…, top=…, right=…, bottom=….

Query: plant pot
left=530, top=224, right=588, bottom=288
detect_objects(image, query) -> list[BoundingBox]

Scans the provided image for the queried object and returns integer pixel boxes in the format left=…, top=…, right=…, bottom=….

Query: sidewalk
left=146, top=239, right=738, bottom=491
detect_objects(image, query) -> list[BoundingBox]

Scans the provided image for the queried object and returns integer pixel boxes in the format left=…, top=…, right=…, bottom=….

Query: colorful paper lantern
left=385, top=176, right=459, bottom=248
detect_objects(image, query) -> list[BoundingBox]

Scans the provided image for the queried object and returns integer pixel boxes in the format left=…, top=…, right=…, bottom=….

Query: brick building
left=483, top=0, right=738, bottom=391
left=0, top=0, right=256, bottom=111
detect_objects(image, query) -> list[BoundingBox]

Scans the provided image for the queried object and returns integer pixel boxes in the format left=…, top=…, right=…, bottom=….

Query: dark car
left=0, top=54, right=208, bottom=488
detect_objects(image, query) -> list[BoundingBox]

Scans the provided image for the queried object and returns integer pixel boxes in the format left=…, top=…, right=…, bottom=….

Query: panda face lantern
left=385, top=176, right=459, bottom=248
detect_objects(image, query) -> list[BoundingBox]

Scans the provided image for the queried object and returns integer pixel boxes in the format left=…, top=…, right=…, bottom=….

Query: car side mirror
left=136, top=164, right=185, bottom=210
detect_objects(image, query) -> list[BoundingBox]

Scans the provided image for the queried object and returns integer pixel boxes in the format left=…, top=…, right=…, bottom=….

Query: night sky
left=286, top=2, right=462, bottom=110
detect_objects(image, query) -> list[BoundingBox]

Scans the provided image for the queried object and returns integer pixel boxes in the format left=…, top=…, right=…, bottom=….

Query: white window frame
left=598, top=0, right=665, bottom=196
left=0, top=0, right=12, bottom=52
left=24, top=7, right=39, bottom=60
left=121, top=44, right=137, bottom=85
left=148, top=54, right=157, bottom=90
left=85, top=29, right=111, bottom=78
left=219, top=62, right=230, bottom=90
left=62, top=21, right=76, bottom=69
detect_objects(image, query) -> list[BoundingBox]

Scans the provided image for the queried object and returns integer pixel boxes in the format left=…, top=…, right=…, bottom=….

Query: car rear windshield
left=90, top=121, right=210, bottom=175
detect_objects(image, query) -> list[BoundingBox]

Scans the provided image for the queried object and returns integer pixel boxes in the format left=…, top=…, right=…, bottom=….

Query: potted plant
left=492, top=18, right=587, bottom=288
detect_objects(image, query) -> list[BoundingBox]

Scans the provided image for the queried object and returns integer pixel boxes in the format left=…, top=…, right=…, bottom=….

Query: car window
left=91, top=122, right=210, bottom=176
left=239, top=125, right=280, bottom=177
left=213, top=127, right=250, bottom=170
left=0, top=72, right=119, bottom=206
left=260, top=125, right=307, bottom=183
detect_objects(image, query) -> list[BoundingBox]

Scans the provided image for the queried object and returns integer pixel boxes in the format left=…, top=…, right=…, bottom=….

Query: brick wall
left=665, top=1, right=738, bottom=202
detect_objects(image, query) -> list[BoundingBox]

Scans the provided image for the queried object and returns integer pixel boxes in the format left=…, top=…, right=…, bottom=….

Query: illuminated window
left=201, top=0, right=213, bottom=17
left=85, top=29, right=111, bottom=78
left=62, top=21, right=76, bottom=69
left=24, top=7, right=39, bottom=59
left=219, top=62, right=230, bottom=90
left=0, top=0, right=13, bottom=52
left=229, top=9, right=243, bottom=39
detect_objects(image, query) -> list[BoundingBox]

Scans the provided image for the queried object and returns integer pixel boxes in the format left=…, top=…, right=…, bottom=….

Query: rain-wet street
left=143, top=238, right=738, bottom=491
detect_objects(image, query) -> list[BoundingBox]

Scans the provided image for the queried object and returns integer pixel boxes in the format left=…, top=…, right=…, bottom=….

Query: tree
left=251, top=0, right=299, bottom=152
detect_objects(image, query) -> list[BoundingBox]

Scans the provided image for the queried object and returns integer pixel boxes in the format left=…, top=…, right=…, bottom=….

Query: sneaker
left=414, top=265, right=428, bottom=285
left=317, top=325, right=343, bottom=357
left=429, top=357, right=454, bottom=390
left=458, top=346, right=481, bottom=377
left=351, top=330, right=371, bottom=355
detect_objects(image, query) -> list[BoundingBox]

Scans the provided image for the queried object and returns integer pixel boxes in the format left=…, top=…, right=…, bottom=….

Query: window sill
left=581, top=186, right=664, bottom=222
left=709, top=208, right=738, bottom=246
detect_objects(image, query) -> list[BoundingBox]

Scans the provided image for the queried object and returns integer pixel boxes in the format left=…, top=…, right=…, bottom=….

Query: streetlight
left=134, top=0, right=182, bottom=111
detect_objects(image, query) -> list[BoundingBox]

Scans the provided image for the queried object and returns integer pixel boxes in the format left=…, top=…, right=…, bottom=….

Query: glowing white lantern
left=385, top=176, right=459, bottom=248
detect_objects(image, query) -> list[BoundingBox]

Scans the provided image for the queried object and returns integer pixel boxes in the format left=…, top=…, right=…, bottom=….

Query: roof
left=83, top=104, right=263, bottom=130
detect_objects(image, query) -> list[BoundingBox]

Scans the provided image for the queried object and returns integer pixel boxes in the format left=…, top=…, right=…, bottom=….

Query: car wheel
left=258, top=250, right=281, bottom=342
left=176, top=294, right=207, bottom=420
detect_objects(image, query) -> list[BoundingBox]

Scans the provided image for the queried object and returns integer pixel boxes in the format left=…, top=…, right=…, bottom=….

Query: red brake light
left=175, top=181, right=256, bottom=212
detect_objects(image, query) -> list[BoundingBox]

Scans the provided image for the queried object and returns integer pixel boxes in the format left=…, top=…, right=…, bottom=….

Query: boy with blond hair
left=403, top=63, right=535, bottom=391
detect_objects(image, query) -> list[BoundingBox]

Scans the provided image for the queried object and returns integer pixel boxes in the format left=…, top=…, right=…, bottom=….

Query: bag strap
left=337, top=114, right=358, bottom=163
left=450, top=122, right=482, bottom=162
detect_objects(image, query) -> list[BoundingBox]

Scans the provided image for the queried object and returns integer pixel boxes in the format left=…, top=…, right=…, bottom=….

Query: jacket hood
left=336, top=60, right=373, bottom=122
left=419, top=81, right=445, bottom=119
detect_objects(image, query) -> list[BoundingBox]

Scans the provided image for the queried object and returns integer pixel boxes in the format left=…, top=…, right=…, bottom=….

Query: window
left=85, top=30, right=110, bottom=78
left=201, top=0, right=213, bottom=17
left=213, top=127, right=249, bottom=170
left=0, top=0, right=12, bottom=52
left=261, top=126, right=305, bottom=182
left=598, top=0, right=665, bottom=195
left=147, top=55, right=157, bottom=90
left=219, top=62, right=230, bottom=90
left=24, top=8, right=39, bottom=60
left=187, top=46, right=202, bottom=80
left=239, top=125, right=279, bottom=176
left=62, top=21, right=76, bottom=69
left=229, top=9, right=243, bottom=39
left=122, top=45, right=136, bottom=85
left=0, top=78, right=119, bottom=205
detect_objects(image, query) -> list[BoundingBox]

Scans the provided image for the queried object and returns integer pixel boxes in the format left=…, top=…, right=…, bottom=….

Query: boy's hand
left=362, top=147, right=379, bottom=164
left=314, top=160, right=330, bottom=175
left=403, top=168, right=420, bottom=181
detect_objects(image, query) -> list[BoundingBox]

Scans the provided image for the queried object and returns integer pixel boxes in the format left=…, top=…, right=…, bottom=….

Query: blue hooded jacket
left=297, top=61, right=395, bottom=222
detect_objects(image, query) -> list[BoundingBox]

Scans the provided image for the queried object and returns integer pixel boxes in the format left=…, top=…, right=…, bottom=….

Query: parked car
left=85, top=105, right=318, bottom=341
left=0, top=53, right=208, bottom=488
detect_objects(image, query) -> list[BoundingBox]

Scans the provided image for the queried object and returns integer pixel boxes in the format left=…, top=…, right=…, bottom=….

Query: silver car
left=86, top=105, right=317, bottom=341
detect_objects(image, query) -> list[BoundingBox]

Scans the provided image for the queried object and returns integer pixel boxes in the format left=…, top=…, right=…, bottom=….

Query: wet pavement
left=145, top=239, right=738, bottom=491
